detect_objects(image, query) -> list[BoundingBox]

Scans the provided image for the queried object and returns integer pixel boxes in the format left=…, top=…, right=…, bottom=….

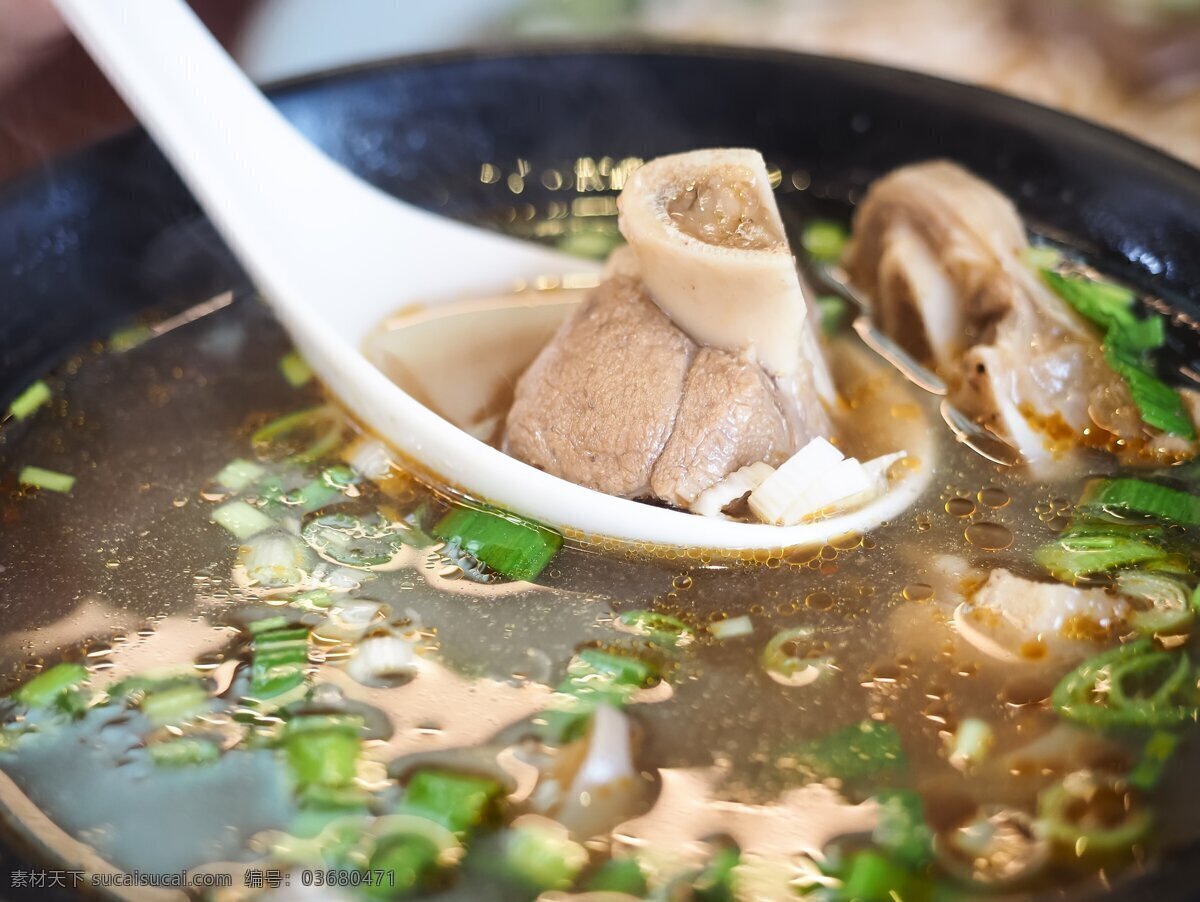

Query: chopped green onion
left=302, top=512, right=411, bottom=567
left=108, top=671, right=199, bottom=701
left=1034, top=533, right=1164, bottom=582
left=1117, top=571, right=1193, bottom=635
left=244, top=531, right=305, bottom=588
left=141, top=682, right=211, bottom=726
left=253, top=405, right=345, bottom=464
left=1082, top=478, right=1200, bottom=526
left=13, top=662, right=87, bottom=708
left=872, top=790, right=933, bottom=869
left=502, top=822, right=588, bottom=891
left=211, top=500, right=275, bottom=540
left=1052, top=639, right=1197, bottom=728
left=1040, top=270, right=1193, bottom=437
left=709, top=615, right=753, bottom=640
left=434, top=505, right=562, bottom=582
left=585, top=858, right=647, bottom=895
left=1104, top=340, right=1195, bottom=438
left=368, top=832, right=442, bottom=895
left=214, top=458, right=265, bottom=492
left=279, top=351, right=314, bottom=388
left=817, top=295, right=849, bottom=336
left=246, top=615, right=292, bottom=636
left=616, top=610, right=691, bottom=646
left=948, top=717, right=994, bottom=768
left=1040, top=271, right=1141, bottom=340
left=1038, top=773, right=1151, bottom=853
left=801, top=220, right=849, bottom=264
left=291, top=589, right=334, bottom=611
left=284, top=714, right=363, bottom=789
left=149, top=738, right=221, bottom=768
left=543, top=649, right=660, bottom=742
left=1129, top=730, right=1180, bottom=791
left=837, top=850, right=917, bottom=902
left=761, top=627, right=833, bottom=687
left=570, top=648, right=659, bottom=689
left=400, top=769, right=503, bottom=835
left=691, top=844, right=739, bottom=902
left=7, top=380, right=51, bottom=421
left=250, top=626, right=310, bottom=699
left=18, top=466, right=75, bottom=494
left=789, top=719, right=905, bottom=784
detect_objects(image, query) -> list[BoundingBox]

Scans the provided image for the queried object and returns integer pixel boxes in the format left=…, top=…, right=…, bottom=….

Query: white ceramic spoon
left=54, top=0, right=933, bottom=551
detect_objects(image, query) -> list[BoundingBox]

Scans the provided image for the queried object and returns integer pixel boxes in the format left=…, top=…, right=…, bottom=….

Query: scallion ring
left=761, top=627, right=835, bottom=687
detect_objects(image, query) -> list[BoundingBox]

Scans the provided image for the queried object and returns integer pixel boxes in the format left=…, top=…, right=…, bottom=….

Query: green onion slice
left=253, top=405, right=346, bottom=464
left=1052, top=639, right=1198, bottom=728
left=1117, top=571, right=1194, bottom=635
left=400, top=769, right=504, bottom=835
left=13, top=662, right=87, bottom=709
left=284, top=714, right=364, bottom=789
left=250, top=626, right=310, bottom=699
left=789, top=719, right=906, bottom=783
left=1129, top=730, right=1180, bottom=792
left=615, top=610, right=691, bottom=646
left=211, top=500, right=275, bottom=541
left=434, top=505, right=562, bottom=583
left=1082, top=477, right=1200, bottom=526
left=1104, top=341, right=1196, bottom=438
left=1040, top=269, right=1193, bottom=438
left=801, top=220, right=849, bottom=264
left=7, top=380, right=51, bottom=421
left=149, top=738, right=221, bottom=768
left=141, top=681, right=211, bottom=726
left=18, top=466, right=75, bottom=494
left=1038, top=773, right=1151, bottom=854
left=761, top=627, right=833, bottom=687
left=279, top=351, right=314, bottom=388
left=1034, top=533, right=1164, bottom=582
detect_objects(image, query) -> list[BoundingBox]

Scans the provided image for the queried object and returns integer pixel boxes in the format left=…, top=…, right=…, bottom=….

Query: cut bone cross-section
left=504, top=148, right=836, bottom=507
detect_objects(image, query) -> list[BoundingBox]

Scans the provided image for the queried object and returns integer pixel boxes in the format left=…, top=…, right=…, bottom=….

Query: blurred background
left=2, top=0, right=1198, bottom=179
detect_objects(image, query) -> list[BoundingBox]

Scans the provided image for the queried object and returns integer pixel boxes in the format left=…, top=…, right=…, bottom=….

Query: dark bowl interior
left=1, top=44, right=1199, bottom=898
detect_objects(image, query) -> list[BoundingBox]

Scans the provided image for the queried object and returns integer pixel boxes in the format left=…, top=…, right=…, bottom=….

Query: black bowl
left=1, top=44, right=1199, bottom=899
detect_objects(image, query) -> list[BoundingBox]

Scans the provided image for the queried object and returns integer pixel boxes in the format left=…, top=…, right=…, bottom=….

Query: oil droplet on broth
left=978, top=487, right=1010, bottom=509
left=946, top=497, right=976, bottom=517
left=902, top=583, right=934, bottom=602
left=805, top=592, right=834, bottom=611
left=965, top=522, right=1014, bottom=551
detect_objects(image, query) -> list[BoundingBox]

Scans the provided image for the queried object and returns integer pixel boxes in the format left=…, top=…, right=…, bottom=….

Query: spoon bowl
left=53, top=0, right=931, bottom=551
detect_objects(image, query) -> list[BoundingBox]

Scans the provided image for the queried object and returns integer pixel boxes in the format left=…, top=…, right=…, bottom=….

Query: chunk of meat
left=965, top=568, right=1128, bottom=650
left=650, top=348, right=794, bottom=507
left=504, top=149, right=835, bottom=505
left=504, top=274, right=696, bottom=498
left=846, top=160, right=1177, bottom=463
left=620, top=148, right=836, bottom=403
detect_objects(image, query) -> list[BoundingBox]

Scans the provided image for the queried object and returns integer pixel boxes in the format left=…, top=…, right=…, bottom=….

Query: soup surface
left=1, top=172, right=1199, bottom=901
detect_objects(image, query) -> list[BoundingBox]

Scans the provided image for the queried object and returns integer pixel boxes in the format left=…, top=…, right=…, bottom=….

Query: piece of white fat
left=691, top=461, right=776, bottom=518
left=748, top=437, right=843, bottom=525
left=779, top=457, right=872, bottom=523
left=749, top=441, right=906, bottom=526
